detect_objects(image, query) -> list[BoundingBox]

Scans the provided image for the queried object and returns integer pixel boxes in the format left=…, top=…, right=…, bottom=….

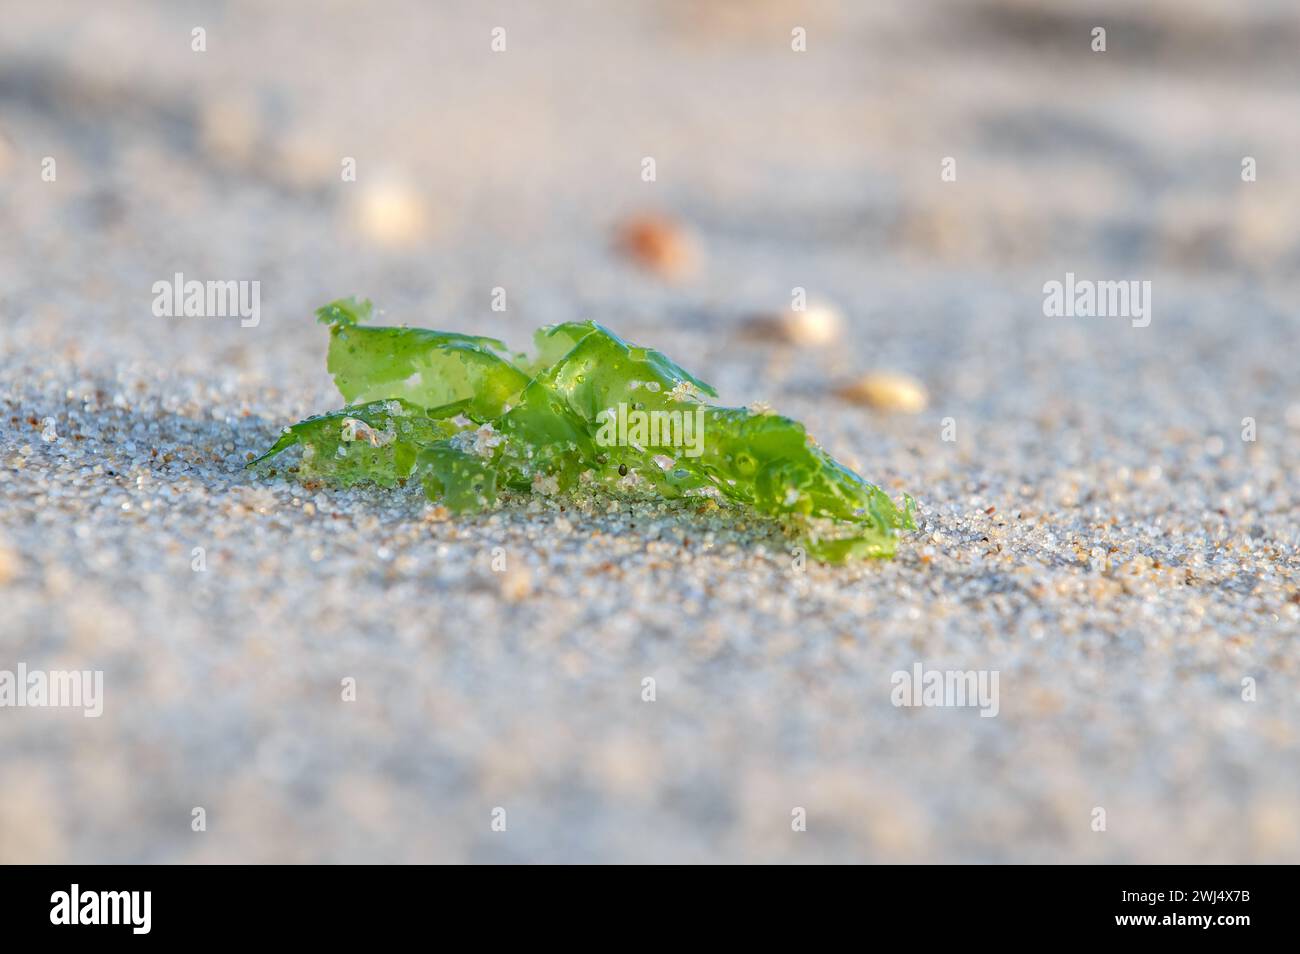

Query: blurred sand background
left=1, top=0, right=1298, bottom=862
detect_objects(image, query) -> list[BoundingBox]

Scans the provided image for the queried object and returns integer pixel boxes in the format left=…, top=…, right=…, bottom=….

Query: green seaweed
left=318, top=298, right=529, bottom=419
left=249, top=398, right=468, bottom=487
left=250, top=299, right=915, bottom=561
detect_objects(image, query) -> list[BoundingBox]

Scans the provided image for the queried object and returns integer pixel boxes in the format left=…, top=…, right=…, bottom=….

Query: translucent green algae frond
left=249, top=297, right=915, bottom=562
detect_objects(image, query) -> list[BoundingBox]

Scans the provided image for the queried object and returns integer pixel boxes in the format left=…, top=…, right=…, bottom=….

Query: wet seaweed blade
left=250, top=297, right=915, bottom=562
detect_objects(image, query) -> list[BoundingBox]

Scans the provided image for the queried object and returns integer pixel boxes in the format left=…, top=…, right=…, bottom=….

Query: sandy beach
left=1, top=0, right=1297, bottom=863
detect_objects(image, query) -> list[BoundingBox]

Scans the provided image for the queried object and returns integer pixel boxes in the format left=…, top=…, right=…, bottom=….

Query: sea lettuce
left=250, top=298, right=915, bottom=561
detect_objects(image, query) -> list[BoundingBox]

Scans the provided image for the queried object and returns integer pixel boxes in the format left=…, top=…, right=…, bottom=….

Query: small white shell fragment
left=835, top=371, right=929, bottom=413
left=352, top=180, right=430, bottom=247
left=340, top=417, right=393, bottom=447
left=669, top=380, right=702, bottom=402
left=741, top=302, right=843, bottom=346
left=450, top=422, right=504, bottom=459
